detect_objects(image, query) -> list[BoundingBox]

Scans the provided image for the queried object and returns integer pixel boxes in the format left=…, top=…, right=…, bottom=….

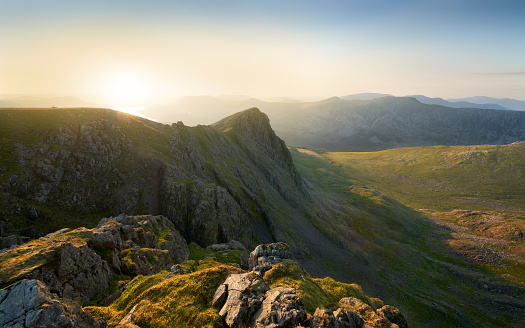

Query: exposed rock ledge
left=0, top=279, right=106, bottom=328
left=0, top=214, right=189, bottom=303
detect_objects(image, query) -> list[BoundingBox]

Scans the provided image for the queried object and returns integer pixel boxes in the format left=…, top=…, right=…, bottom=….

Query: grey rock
left=249, top=242, right=293, bottom=272
left=0, top=235, right=24, bottom=250
left=218, top=272, right=269, bottom=327
left=211, top=283, right=228, bottom=309
left=0, top=279, right=103, bottom=328
left=253, top=287, right=307, bottom=328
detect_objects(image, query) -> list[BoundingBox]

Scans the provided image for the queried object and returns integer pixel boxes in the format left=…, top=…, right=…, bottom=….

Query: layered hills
left=143, top=95, right=525, bottom=151
left=1, top=107, right=525, bottom=327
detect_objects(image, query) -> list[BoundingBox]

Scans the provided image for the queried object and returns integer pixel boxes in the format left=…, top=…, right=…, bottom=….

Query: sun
left=105, top=70, right=152, bottom=105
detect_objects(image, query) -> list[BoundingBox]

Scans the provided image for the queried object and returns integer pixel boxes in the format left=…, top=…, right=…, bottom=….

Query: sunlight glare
left=105, top=70, right=152, bottom=105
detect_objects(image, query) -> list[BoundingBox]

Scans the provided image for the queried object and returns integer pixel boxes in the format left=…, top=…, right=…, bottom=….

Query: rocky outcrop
left=213, top=272, right=307, bottom=328
left=0, top=279, right=104, bottom=328
left=310, top=308, right=364, bottom=328
left=215, top=244, right=407, bottom=328
left=212, top=243, right=308, bottom=328
left=95, top=214, right=189, bottom=276
left=249, top=242, right=294, bottom=272
left=0, top=214, right=188, bottom=304
left=252, top=287, right=307, bottom=328
left=0, top=107, right=316, bottom=253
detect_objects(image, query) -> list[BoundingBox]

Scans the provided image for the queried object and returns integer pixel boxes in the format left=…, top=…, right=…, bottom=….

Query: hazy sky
left=1, top=0, right=524, bottom=104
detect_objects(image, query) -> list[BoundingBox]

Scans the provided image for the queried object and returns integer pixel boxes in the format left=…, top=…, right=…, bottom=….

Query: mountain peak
left=211, top=107, right=270, bottom=134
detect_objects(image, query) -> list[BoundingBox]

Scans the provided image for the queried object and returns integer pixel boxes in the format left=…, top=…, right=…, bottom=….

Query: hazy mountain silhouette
left=448, top=96, right=525, bottom=111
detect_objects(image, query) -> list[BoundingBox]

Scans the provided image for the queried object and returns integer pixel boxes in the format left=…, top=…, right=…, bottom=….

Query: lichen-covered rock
left=310, top=307, right=365, bottom=328
left=217, top=272, right=269, bottom=327
left=253, top=287, right=307, bottom=328
left=377, top=305, right=408, bottom=328
left=0, top=279, right=104, bottom=328
left=339, top=297, right=406, bottom=328
left=56, top=242, right=112, bottom=302
left=0, top=214, right=189, bottom=304
left=249, top=242, right=293, bottom=272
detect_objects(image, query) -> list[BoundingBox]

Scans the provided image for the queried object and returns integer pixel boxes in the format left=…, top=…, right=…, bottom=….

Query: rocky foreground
left=0, top=215, right=407, bottom=327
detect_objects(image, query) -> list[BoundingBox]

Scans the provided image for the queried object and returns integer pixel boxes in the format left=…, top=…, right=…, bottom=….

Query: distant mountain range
left=342, top=93, right=524, bottom=110
left=0, top=95, right=93, bottom=108
left=143, top=95, right=525, bottom=151
left=447, top=96, right=525, bottom=111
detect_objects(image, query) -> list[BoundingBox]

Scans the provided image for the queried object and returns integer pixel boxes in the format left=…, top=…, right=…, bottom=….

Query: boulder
left=339, top=297, right=406, bottom=328
left=0, top=279, right=104, bottom=328
left=217, top=272, right=269, bottom=327
left=253, top=287, right=307, bottom=328
left=310, top=307, right=365, bottom=328
left=0, top=235, right=24, bottom=250
left=377, top=305, right=408, bottom=328
left=249, top=242, right=293, bottom=272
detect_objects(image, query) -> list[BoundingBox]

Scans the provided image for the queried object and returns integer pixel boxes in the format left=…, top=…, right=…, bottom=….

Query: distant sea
left=110, top=107, right=157, bottom=121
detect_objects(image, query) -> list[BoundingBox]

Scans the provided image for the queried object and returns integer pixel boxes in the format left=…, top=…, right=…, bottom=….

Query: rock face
left=0, top=107, right=316, bottom=255
left=0, top=279, right=104, bottom=328
left=0, top=214, right=188, bottom=303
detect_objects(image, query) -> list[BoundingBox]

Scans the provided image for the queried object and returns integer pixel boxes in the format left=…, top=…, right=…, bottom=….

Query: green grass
left=187, top=243, right=246, bottom=268
left=289, top=147, right=525, bottom=327
left=263, top=260, right=382, bottom=313
left=85, top=260, right=243, bottom=328
left=321, top=143, right=525, bottom=213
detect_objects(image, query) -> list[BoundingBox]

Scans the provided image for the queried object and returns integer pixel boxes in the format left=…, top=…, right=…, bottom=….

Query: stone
left=0, top=279, right=104, bottom=328
left=0, top=235, right=24, bottom=250
left=253, top=287, right=307, bottom=328
left=211, top=283, right=228, bottom=309
left=218, top=272, right=269, bottom=327
left=339, top=297, right=403, bottom=328
left=377, top=305, right=408, bottom=328
left=249, top=242, right=293, bottom=272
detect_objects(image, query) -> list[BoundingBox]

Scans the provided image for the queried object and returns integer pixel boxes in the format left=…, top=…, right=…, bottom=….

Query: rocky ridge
left=0, top=107, right=314, bottom=252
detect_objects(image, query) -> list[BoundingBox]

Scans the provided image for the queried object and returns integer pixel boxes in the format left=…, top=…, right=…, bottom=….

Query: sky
left=1, top=0, right=524, bottom=105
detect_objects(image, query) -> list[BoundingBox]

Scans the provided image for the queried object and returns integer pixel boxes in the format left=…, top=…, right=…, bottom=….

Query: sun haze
left=1, top=0, right=524, bottom=103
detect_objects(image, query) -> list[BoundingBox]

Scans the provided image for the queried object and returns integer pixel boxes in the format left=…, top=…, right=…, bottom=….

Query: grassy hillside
left=290, top=147, right=525, bottom=327
left=322, top=142, right=525, bottom=213
left=318, top=143, right=525, bottom=291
